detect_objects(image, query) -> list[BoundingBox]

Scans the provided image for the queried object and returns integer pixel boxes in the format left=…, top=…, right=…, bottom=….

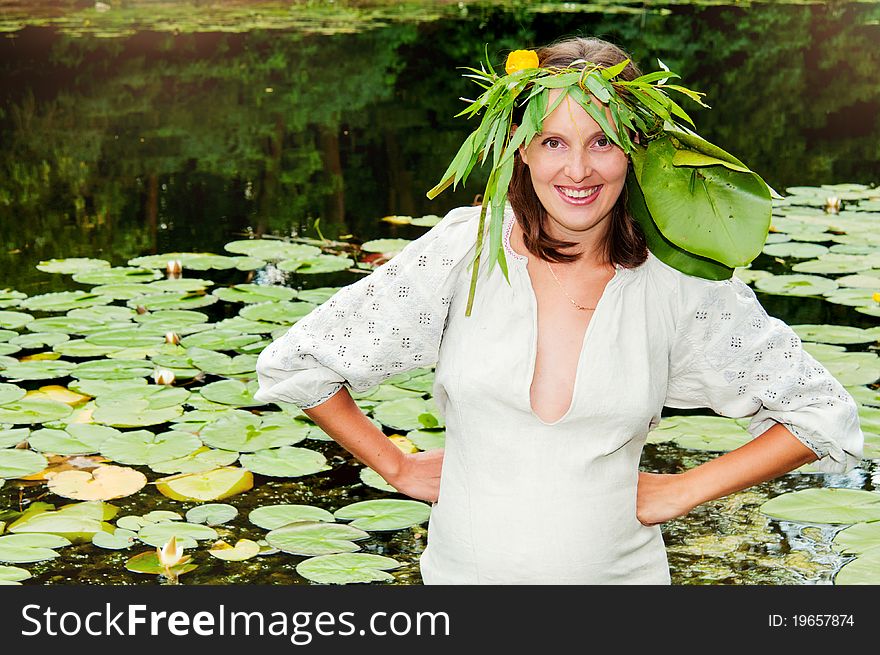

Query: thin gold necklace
left=545, top=260, right=596, bottom=311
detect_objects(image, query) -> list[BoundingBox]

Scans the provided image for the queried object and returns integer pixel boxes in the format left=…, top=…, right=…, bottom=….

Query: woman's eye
left=544, top=138, right=561, bottom=149
left=596, top=137, right=609, bottom=147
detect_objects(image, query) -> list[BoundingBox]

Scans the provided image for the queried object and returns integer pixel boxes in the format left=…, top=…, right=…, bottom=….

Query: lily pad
left=37, top=258, right=110, bottom=274
left=239, top=446, right=329, bottom=478
left=0, top=382, right=26, bottom=405
left=360, top=238, right=412, bottom=255
left=0, top=360, right=76, bottom=381
left=296, top=552, right=401, bottom=584
left=71, top=359, right=154, bottom=380
left=0, top=543, right=60, bottom=564
left=647, top=415, right=752, bottom=451
left=225, top=240, right=319, bottom=261
left=199, top=413, right=309, bottom=452
left=155, top=467, right=253, bottom=502
left=265, top=522, right=369, bottom=556
left=92, top=528, right=138, bottom=550
left=208, top=539, right=261, bottom=561
left=406, top=429, right=446, bottom=451
left=147, top=278, right=214, bottom=293
left=754, top=274, right=839, bottom=297
left=199, top=379, right=261, bottom=407
left=334, top=499, right=431, bottom=531
left=129, top=252, right=243, bottom=271
left=372, top=397, right=444, bottom=431
left=7, top=503, right=115, bottom=542
left=0, top=450, right=49, bottom=479
left=278, top=254, right=353, bottom=275
left=248, top=504, right=335, bottom=531
left=296, top=287, right=342, bottom=304
left=47, top=464, right=147, bottom=501
left=187, top=348, right=257, bottom=376
left=148, top=446, right=239, bottom=474
left=72, top=267, right=161, bottom=286
left=832, top=521, right=880, bottom=556
left=10, top=332, right=70, bottom=350
left=792, top=324, right=880, bottom=345
left=212, top=284, right=296, bottom=304
left=359, top=467, right=396, bottom=492
left=137, top=521, right=218, bottom=549
left=99, top=430, right=201, bottom=464
left=126, top=292, right=218, bottom=311
left=185, top=503, right=238, bottom=526
left=763, top=242, right=829, bottom=259
left=0, top=565, right=32, bottom=583
left=759, top=488, right=880, bottom=524
left=833, top=551, right=880, bottom=585
left=0, top=397, right=72, bottom=424
left=85, top=329, right=165, bottom=349
left=0, top=428, right=29, bottom=448
left=0, top=311, right=35, bottom=330
left=28, top=424, right=121, bottom=455
left=0, top=290, right=27, bottom=309
left=239, top=301, right=316, bottom=325
left=21, top=292, right=111, bottom=312
left=179, top=329, right=261, bottom=351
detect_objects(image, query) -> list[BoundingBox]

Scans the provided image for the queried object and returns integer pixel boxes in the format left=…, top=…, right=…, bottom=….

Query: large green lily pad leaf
left=0, top=428, right=29, bottom=448
left=792, top=324, right=880, bottom=345
left=833, top=551, right=880, bottom=585
left=359, top=467, right=396, bottom=492
left=213, top=316, right=279, bottom=334
left=199, top=412, right=308, bottom=452
left=0, top=289, right=26, bottom=309
left=0, top=564, right=33, bottom=583
left=0, top=397, right=73, bottom=424
left=93, top=401, right=184, bottom=427
left=278, top=254, right=353, bottom=274
left=126, top=292, right=218, bottom=311
left=334, top=499, right=431, bottom=531
left=759, top=488, right=880, bottom=524
left=134, top=309, right=210, bottom=328
left=360, top=238, right=412, bottom=255
left=7, top=502, right=116, bottom=542
left=185, top=503, right=238, bottom=526
left=94, top=384, right=190, bottom=409
left=84, top=329, right=165, bottom=349
left=22, top=291, right=112, bottom=312
left=99, top=429, right=201, bottom=464
left=635, top=135, right=771, bottom=267
left=72, top=267, right=161, bottom=286
left=647, top=415, right=752, bottom=451
left=0, top=449, right=49, bottom=478
left=155, top=467, right=253, bottom=502
left=805, top=351, right=880, bottom=386
left=0, top=533, right=70, bottom=549
left=137, top=521, right=218, bottom=549
left=179, top=329, right=262, bottom=351
left=0, top=311, right=34, bottom=329
left=406, top=429, right=446, bottom=451
left=0, top=359, right=76, bottom=381
left=832, top=521, right=880, bottom=556
left=36, top=258, right=110, bottom=274
left=199, top=379, right=261, bottom=407
left=212, top=284, right=297, bottom=304
left=296, top=287, right=342, bottom=304
left=129, top=252, right=243, bottom=271
left=28, top=424, right=121, bottom=455
left=249, top=504, right=335, bottom=531
left=239, top=301, right=316, bottom=325
left=754, top=274, right=838, bottom=297
left=225, top=239, right=320, bottom=261
left=147, top=278, right=214, bottom=293
left=0, top=382, right=26, bottom=405
left=147, top=446, right=239, bottom=474
left=71, top=359, right=154, bottom=380
left=792, top=254, right=876, bottom=275
left=92, top=284, right=156, bottom=300
left=69, top=378, right=147, bottom=397
left=92, top=528, right=138, bottom=550
left=296, top=552, right=401, bottom=584
left=762, top=242, right=829, bottom=259
left=187, top=348, right=257, bottom=376
left=265, top=522, right=370, bottom=556
left=0, top=543, right=60, bottom=564
left=28, top=316, right=105, bottom=334
left=10, top=332, right=70, bottom=349
left=239, top=446, right=329, bottom=477
left=371, top=397, right=445, bottom=431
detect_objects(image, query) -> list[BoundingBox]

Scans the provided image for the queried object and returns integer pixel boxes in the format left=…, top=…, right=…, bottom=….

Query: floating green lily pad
left=239, top=446, right=329, bottom=477
left=199, top=412, right=309, bottom=452
left=754, top=274, right=838, bottom=297
left=406, top=429, right=446, bottom=451
left=278, top=254, right=353, bottom=274
left=99, top=430, right=200, bottom=464
left=296, top=288, right=342, bottom=304
left=72, top=267, right=161, bottom=286
left=0, top=450, right=49, bottom=479
left=225, top=239, right=320, bottom=261
left=187, top=348, right=257, bottom=376
left=648, top=415, right=752, bottom=451
left=759, top=488, right=880, bottom=524
left=265, top=522, right=369, bottom=556
left=359, top=467, right=396, bottom=492
left=0, top=397, right=73, bottom=424
left=832, top=521, right=880, bottom=556
left=10, top=332, right=70, bottom=350
left=147, top=278, right=214, bottom=293
left=92, top=528, right=138, bottom=550
left=155, top=467, right=253, bottom=502
left=372, top=397, right=444, bottom=431
left=239, top=301, right=316, bottom=325
left=126, top=292, right=218, bottom=311
left=334, top=499, right=431, bottom=531
left=0, top=382, right=26, bottom=405
left=0, top=360, right=76, bottom=381
left=0, top=428, right=29, bottom=448
left=199, top=379, right=261, bottom=407
left=0, top=543, right=60, bottom=564
left=360, top=238, right=412, bottom=255
left=0, top=290, right=26, bottom=309
left=22, top=292, right=111, bottom=313
left=71, top=359, right=154, bottom=380
left=0, top=565, right=32, bottom=583
left=0, top=311, right=35, bottom=330
left=179, top=329, right=261, bottom=351
left=296, top=552, right=401, bottom=584
left=763, top=242, right=829, bottom=259
left=212, top=284, right=296, bottom=304
left=37, top=258, right=110, bottom=275
left=833, top=551, right=880, bottom=585
left=28, top=424, right=121, bottom=455
left=185, top=503, right=238, bottom=526
left=148, top=446, right=239, bottom=474
left=249, top=504, right=335, bottom=531
left=792, top=324, right=880, bottom=345
left=137, top=521, right=218, bottom=549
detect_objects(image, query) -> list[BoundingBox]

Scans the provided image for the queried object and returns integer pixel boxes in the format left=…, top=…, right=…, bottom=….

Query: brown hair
left=507, top=36, right=648, bottom=267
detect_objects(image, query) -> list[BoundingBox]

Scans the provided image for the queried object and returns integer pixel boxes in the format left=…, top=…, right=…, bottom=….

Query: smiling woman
left=255, top=35, right=864, bottom=584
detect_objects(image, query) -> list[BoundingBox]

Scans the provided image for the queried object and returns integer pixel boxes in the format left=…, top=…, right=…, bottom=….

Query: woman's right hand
left=386, top=448, right=445, bottom=503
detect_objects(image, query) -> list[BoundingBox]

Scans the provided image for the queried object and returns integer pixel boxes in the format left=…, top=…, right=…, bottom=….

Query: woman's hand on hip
left=636, top=471, right=694, bottom=526
left=386, top=448, right=445, bottom=503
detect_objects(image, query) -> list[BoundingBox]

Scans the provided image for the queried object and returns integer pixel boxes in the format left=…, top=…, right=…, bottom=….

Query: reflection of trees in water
left=0, top=2, right=877, bottom=293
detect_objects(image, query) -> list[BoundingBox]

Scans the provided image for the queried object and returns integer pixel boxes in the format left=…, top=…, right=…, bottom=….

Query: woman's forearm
left=679, top=422, right=819, bottom=510
left=302, top=386, right=406, bottom=482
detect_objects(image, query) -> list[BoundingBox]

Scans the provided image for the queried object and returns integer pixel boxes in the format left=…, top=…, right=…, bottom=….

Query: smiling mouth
left=555, top=185, right=602, bottom=203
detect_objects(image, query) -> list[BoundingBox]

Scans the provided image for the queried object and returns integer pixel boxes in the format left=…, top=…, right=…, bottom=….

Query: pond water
left=0, top=0, right=878, bottom=585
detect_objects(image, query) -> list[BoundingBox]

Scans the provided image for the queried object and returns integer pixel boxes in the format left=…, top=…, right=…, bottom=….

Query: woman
left=255, top=37, right=863, bottom=584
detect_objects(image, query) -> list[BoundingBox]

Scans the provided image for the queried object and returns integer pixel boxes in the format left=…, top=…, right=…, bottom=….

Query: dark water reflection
left=0, top=1, right=878, bottom=585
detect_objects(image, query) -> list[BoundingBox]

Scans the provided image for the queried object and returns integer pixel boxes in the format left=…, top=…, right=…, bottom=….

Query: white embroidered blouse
left=255, top=204, right=864, bottom=584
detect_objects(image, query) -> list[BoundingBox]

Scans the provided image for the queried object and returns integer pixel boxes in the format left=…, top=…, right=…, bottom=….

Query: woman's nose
left=564, top=149, right=592, bottom=182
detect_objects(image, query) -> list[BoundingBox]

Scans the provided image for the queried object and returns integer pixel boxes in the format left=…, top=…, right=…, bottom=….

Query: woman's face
left=518, top=89, right=629, bottom=248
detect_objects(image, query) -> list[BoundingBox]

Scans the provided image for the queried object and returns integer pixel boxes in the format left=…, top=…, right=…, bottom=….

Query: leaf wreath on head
left=427, top=47, right=777, bottom=317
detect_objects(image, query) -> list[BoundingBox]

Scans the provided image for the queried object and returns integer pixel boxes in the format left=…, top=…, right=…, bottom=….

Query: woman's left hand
left=636, top=471, right=694, bottom=526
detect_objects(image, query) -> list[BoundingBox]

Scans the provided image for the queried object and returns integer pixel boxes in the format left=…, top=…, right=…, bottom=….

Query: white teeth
left=559, top=186, right=599, bottom=199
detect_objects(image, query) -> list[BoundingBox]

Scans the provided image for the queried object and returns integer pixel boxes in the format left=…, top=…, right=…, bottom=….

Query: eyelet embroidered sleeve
left=254, top=205, right=480, bottom=410
left=664, top=274, right=864, bottom=474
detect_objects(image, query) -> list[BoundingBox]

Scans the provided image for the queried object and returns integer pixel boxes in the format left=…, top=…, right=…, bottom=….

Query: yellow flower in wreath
left=505, top=49, right=539, bottom=75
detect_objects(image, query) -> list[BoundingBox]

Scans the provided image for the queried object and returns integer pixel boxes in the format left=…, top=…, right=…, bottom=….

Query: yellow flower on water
left=872, top=292, right=880, bottom=304
left=505, top=49, right=539, bottom=75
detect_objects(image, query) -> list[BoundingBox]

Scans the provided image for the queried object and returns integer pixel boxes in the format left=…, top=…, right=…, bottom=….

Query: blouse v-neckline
left=501, top=208, right=624, bottom=426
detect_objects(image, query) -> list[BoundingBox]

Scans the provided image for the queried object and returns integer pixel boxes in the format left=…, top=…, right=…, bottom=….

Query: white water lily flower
left=157, top=535, right=184, bottom=568
left=152, top=368, right=176, bottom=385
